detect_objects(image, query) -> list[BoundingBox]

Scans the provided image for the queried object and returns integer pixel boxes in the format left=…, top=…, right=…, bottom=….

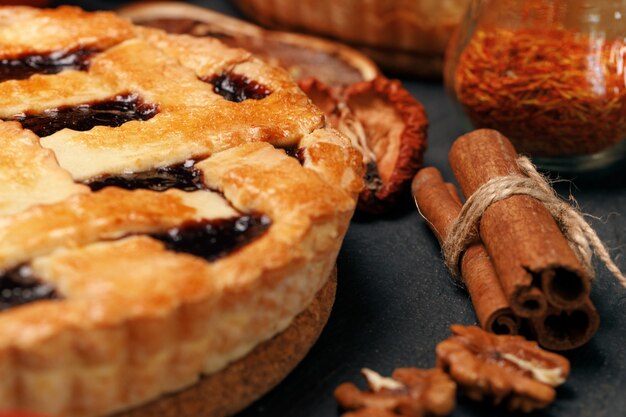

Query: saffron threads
left=453, top=27, right=626, bottom=157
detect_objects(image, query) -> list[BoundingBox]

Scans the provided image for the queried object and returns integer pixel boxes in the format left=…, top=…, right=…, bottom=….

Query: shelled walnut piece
left=437, top=325, right=570, bottom=412
left=335, top=368, right=456, bottom=417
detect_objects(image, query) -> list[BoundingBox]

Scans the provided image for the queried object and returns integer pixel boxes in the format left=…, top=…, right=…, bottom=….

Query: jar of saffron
left=445, top=0, right=626, bottom=171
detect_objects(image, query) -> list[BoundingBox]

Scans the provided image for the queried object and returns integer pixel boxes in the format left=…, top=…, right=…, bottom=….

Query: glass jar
left=445, top=0, right=626, bottom=171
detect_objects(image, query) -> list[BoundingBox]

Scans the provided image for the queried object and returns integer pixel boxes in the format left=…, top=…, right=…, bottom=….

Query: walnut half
left=436, top=325, right=570, bottom=413
left=334, top=367, right=456, bottom=417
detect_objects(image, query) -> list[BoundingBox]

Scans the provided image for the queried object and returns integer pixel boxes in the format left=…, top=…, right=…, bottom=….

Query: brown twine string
left=442, top=156, right=626, bottom=288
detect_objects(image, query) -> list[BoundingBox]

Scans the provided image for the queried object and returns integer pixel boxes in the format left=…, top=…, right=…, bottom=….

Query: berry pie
left=0, top=6, right=362, bottom=417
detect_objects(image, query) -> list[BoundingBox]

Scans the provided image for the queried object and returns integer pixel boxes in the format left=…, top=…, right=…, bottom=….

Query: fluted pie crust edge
left=115, top=268, right=337, bottom=417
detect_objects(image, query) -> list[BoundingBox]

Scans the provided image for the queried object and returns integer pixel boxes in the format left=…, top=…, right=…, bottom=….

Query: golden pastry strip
left=0, top=6, right=134, bottom=57
left=0, top=121, right=87, bottom=217
left=0, top=187, right=239, bottom=269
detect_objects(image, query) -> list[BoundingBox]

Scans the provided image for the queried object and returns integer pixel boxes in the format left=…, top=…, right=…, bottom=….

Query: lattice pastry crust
left=0, top=6, right=362, bottom=417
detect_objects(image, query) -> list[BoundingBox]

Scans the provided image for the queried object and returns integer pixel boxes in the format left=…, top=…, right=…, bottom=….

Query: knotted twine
left=442, top=156, right=626, bottom=288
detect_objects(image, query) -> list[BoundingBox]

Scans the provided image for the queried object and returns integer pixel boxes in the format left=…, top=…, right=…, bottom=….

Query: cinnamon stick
left=445, top=183, right=463, bottom=206
left=412, top=167, right=520, bottom=335
left=530, top=298, right=600, bottom=351
left=448, top=129, right=591, bottom=317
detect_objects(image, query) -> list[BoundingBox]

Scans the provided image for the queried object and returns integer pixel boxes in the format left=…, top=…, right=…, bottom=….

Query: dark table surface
left=52, top=1, right=626, bottom=415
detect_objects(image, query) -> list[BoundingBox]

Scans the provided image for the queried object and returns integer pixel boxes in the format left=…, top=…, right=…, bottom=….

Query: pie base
left=113, top=267, right=337, bottom=417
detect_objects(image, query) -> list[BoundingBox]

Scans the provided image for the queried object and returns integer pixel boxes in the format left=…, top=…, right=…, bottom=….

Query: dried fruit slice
left=118, top=1, right=378, bottom=87
left=300, top=77, right=428, bottom=213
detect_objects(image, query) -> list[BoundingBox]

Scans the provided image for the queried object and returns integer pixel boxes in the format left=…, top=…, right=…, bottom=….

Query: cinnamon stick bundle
left=412, top=167, right=520, bottom=335
left=413, top=130, right=601, bottom=349
left=448, top=129, right=591, bottom=317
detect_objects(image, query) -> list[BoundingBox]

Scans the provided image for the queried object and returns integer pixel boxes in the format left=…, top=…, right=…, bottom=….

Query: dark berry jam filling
left=0, top=265, right=58, bottom=312
left=283, top=146, right=306, bottom=164
left=204, top=72, right=271, bottom=103
left=9, top=93, right=158, bottom=138
left=0, top=48, right=98, bottom=83
left=151, top=215, right=271, bottom=262
left=86, top=160, right=204, bottom=192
